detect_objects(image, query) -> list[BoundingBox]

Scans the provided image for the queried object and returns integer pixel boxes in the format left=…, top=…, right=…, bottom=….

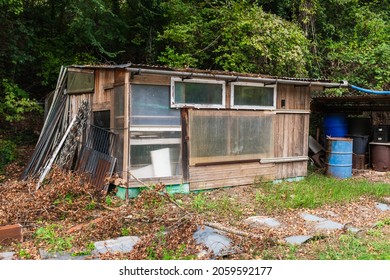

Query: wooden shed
left=24, top=64, right=348, bottom=194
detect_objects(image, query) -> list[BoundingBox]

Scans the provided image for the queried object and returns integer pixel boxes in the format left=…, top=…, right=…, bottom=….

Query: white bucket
left=151, top=148, right=172, bottom=177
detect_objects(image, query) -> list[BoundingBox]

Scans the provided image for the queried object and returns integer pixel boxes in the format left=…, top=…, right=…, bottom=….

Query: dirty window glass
left=131, top=84, right=180, bottom=126
left=171, top=78, right=225, bottom=108
left=233, top=84, right=275, bottom=108
left=189, top=111, right=273, bottom=165
left=130, top=131, right=182, bottom=178
left=67, top=71, right=94, bottom=94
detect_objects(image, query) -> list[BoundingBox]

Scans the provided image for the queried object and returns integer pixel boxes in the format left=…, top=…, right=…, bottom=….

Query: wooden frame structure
left=28, top=64, right=348, bottom=192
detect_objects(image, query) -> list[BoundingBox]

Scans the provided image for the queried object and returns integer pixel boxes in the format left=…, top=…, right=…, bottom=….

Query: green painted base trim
left=273, top=176, right=305, bottom=184
left=116, top=187, right=141, bottom=200
left=116, top=183, right=190, bottom=199
left=166, top=183, right=190, bottom=195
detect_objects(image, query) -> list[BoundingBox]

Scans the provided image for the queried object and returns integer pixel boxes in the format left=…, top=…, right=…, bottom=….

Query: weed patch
left=255, top=173, right=390, bottom=211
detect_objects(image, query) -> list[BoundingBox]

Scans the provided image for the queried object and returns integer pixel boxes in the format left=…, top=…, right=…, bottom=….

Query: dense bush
left=0, top=139, right=17, bottom=169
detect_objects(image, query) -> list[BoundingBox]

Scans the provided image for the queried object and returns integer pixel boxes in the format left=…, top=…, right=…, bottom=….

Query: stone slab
left=284, top=235, right=312, bottom=245
left=300, top=213, right=326, bottom=222
left=375, top=202, right=390, bottom=211
left=39, top=249, right=87, bottom=260
left=93, top=236, right=140, bottom=255
left=0, top=251, right=14, bottom=260
left=193, top=226, right=232, bottom=256
left=244, top=216, right=281, bottom=228
left=347, top=227, right=361, bottom=234
left=315, top=220, right=344, bottom=231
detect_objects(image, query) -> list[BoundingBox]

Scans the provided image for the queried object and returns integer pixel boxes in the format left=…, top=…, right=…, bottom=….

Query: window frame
left=188, top=110, right=274, bottom=166
left=66, top=69, right=95, bottom=95
left=170, top=77, right=226, bottom=109
left=129, top=84, right=183, bottom=179
left=230, top=82, right=276, bottom=110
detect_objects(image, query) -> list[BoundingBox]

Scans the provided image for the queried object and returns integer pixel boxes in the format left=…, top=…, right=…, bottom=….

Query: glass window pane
left=131, top=84, right=180, bottom=126
left=189, top=111, right=273, bottom=165
left=175, top=81, right=223, bottom=105
left=234, top=85, right=274, bottom=107
left=67, top=71, right=94, bottom=94
left=93, top=110, right=110, bottom=130
left=130, top=131, right=182, bottom=178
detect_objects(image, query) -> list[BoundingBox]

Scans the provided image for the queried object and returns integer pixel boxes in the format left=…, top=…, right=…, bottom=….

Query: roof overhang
left=312, top=95, right=390, bottom=113
left=67, top=64, right=348, bottom=89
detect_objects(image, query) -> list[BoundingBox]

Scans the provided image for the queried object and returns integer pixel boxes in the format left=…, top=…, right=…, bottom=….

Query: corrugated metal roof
left=68, top=63, right=335, bottom=83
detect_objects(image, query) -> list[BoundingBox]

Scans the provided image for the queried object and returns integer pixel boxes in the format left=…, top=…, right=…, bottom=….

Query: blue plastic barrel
left=323, top=114, right=347, bottom=137
left=326, top=137, right=353, bottom=179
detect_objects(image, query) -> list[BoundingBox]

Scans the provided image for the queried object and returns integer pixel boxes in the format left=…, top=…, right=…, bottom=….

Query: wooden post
left=0, top=224, right=23, bottom=245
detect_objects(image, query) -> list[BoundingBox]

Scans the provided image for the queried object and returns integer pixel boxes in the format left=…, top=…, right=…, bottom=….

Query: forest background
left=0, top=0, right=389, bottom=124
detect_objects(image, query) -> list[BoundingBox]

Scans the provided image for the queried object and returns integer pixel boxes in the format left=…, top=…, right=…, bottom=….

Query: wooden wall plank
left=189, top=162, right=275, bottom=191
left=276, top=84, right=310, bottom=110
left=276, top=161, right=308, bottom=179
left=131, top=74, right=171, bottom=85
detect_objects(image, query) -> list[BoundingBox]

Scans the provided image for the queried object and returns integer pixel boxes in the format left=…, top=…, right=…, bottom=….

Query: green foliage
left=105, top=196, right=113, bottom=206
left=158, top=0, right=310, bottom=77
left=34, top=224, right=73, bottom=252
left=85, top=200, right=96, bottom=210
left=0, top=79, right=42, bottom=122
left=121, top=227, right=130, bottom=236
left=1, top=0, right=389, bottom=100
left=318, top=233, right=390, bottom=260
left=191, top=192, right=243, bottom=218
left=0, top=139, right=17, bottom=170
left=71, top=242, right=95, bottom=256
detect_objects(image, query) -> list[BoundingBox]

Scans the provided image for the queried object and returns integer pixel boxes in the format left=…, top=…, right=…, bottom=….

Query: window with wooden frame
left=130, top=84, right=182, bottom=179
left=170, top=77, right=226, bottom=109
left=67, top=70, right=95, bottom=94
left=231, top=82, right=276, bottom=110
left=188, top=110, right=274, bottom=165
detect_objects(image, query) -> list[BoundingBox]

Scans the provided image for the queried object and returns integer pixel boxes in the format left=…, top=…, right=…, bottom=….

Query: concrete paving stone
left=284, top=235, right=313, bottom=245
left=39, top=249, right=87, bottom=260
left=244, top=216, right=281, bottom=228
left=93, top=236, right=140, bottom=255
left=315, top=220, right=344, bottom=231
left=0, top=252, right=15, bottom=260
left=375, top=202, right=390, bottom=211
left=193, top=226, right=232, bottom=257
left=300, top=213, right=326, bottom=222
left=347, top=227, right=361, bottom=234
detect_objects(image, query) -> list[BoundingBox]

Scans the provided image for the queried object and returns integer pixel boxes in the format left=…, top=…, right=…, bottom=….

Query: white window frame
left=170, top=77, right=226, bottom=109
left=231, top=82, right=276, bottom=110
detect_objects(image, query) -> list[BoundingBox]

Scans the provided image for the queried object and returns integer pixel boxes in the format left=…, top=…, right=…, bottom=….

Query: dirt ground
left=0, top=147, right=389, bottom=260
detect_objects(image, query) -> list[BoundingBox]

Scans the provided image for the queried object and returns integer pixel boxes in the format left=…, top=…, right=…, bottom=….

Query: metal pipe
left=126, top=67, right=348, bottom=88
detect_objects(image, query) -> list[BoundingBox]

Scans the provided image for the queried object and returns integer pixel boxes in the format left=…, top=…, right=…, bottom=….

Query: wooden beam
left=260, top=156, right=309, bottom=164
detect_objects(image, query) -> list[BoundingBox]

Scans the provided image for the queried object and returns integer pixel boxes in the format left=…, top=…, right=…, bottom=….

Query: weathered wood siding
left=274, top=84, right=310, bottom=178
left=130, top=73, right=171, bottom=86
left=128, top=176, right=183, bottom=188
left=92, top=69, right=114, bottom=111
left=189, top=162, right=275, bottom=191
left=276, top=84, right=310, bottom=110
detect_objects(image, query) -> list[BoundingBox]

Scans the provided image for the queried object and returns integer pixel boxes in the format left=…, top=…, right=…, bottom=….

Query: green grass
left=255, top=173, right=390, bottom=211
left=191, top=193, right=243, bottom=218
left=34, top=224, right=73, bottom=252
left=316, top=233, right=390, bottom=260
